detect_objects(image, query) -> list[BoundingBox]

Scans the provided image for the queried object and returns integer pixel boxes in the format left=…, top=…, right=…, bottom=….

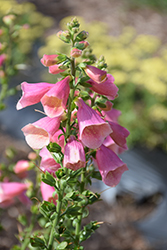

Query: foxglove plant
left=16, top=17, right=129, bottom=250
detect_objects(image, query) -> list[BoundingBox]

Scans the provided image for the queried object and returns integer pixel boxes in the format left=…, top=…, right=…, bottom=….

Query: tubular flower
left=77, top=98, right=112, bottom=149
left=41, top=54, right=59, bottom=67
left=84, top=65, right=107, bottom=83
left=0, top=182, right=29, bottom=208
left=16, top=81, right=54, bottom=110
left=40, top=182, right=58, bottom=205
left=63, top=136, right=86, bottom=170
left=48, top=63, right=66, bottom=74
left=96, top=145, right=128, bottom=187
left=41, top=76, right=70, bottom=118
left=102, top=108, right=122, bottom=123
left=109, top=121, right=130, bottom=148
left=87, top=74, right=119, bottom=100
left=39, top=147, right=61, bottom=175
left=71, top=47, right=82, bottom=58
left=21, top=116, right=61, bottom=149
left=103, top=136, right=128, bottom=155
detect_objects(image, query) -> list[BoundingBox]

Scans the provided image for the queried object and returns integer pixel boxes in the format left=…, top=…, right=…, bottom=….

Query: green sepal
left=30, top=236, right=46, bottom=249
left=47, top=142, right=62, bottom=153
left=57, top=241, right=68, bottom=250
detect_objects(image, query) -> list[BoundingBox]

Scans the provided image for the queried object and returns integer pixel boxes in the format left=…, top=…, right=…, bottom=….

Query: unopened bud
left=71, top=47, right=82, bottom=58
left=57, top=30, right=71, bottom=43
left=3, top=15, right=15, bottom=25
left=75, top=30, right=89, bottom=41
left=75, top=41, right=89, bottom=50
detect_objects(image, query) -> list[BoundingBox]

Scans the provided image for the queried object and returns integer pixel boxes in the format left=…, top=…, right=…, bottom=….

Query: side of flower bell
left=84, top=65, right=107, bottom=83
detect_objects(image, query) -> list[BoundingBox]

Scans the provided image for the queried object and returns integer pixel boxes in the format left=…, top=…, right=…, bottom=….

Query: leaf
left=57, top=241, right=68, bottom=249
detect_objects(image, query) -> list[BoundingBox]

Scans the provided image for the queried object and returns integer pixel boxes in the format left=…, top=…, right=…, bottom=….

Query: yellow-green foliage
left=38, top=16, right=167, bottom=151
left=0, top=0, right=54, bottom=55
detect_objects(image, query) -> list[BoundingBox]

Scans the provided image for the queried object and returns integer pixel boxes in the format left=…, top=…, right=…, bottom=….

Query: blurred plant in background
left=39, top=16, right=167, bottom=151
left=0, top=0, right=54, bottom=110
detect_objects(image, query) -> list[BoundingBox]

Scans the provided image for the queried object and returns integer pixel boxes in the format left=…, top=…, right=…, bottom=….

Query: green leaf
left=41, top=171, right=56, bottom=186
left=57, top=241, right=68, bottom=249
left=18, top=214, right=27, bottom=226
left=30, top=237, right=46, bottom=248
left=47, top=142, right=62, bottom=153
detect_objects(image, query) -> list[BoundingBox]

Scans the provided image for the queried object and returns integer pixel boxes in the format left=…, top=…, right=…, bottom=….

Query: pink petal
left=85, top=65, right=107, bottom=83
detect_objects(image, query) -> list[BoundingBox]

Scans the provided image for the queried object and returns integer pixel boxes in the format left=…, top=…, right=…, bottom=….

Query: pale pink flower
left=14, top=160, right=30, bottom=178
left=21, top=116, right=61, bottom=149
left=16, top=81, right=54, bottom=110
left=41, top=54, right=59, bottom=67
left=39, top=147, right=61, bottom=175
left=96, top=145, right=128, bottom=187
left=0, top=182, right=29, bottom=208
left=84, top=65, right=107, bottom=83
left=40, top=182, right=57, bottom=205
left=63, top=135, right=86, bottom=170
left=41, top=76, right=70, bottom=118
left=77, top=98, right=112, bottom=149
left=87, top=74, right=118, bottom=100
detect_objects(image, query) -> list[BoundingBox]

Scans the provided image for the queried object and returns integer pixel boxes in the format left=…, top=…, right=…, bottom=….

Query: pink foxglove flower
left=41, top=76, right=70, bottom=118
left=22, top=116, right=61, bottom=149
left=87, top=74, right=119, bottom=100
left=41, top=54, right=59, bottom=67
left=70, top=47, right=82, bottom=58
left=41, top=182, right=57, bottom=205
left=103, top=136, right=128, bottom=155
left=77, top=98, right=112, bottom=149
left=48, top=64, right=66, bottom=74
left=16, top=81, right=54, bottom=110
left=14, top=160, right=30, bottom=178
left=63, top=135, right=86, bottom=170
left=84, top=65, right=107, bottom=83
left=100, top=100, right=113, bottom=111
left=0, top=182, right=29, bottom=208
left=0, top=54, right=6, bottom=66
left=102, top=108, right=122, bottom=123
left=39, top=147, right=61, bottom=175
left=96, top=145, right=128, bottom=187
left=109, top=121, right=130, bottom=148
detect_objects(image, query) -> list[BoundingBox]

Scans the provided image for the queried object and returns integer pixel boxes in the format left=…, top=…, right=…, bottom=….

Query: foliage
left=38, top=16, right=167, bottom=151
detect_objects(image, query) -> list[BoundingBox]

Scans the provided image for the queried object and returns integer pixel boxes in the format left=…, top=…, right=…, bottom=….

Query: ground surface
left=1, top=0, right=166, bottom=249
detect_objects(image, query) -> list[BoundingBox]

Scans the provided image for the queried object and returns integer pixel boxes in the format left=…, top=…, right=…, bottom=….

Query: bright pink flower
left=0, top=182, right=29, bottom=208
left=102, top=108, right=122, bottom=123
left=48, top=64, right=66, bottom=74
left=40, top=182, right=57, bottom=205
left=14, top=160, right=30, bottom=178
left=41, top=76, right=70, bottom=118
left=84, top=65, right=107, bottom=83
left=21, top=116, right=61, bottom=149
left=41, top=54, right=59, bottom=67
left=87, top=74, right=118, bottom=100
left=109, top=121, right=130, bottom=148
left=63, top=135, right=86, bottom=170
left=39, top=147, right=61, bottom=175
left=77, top=98, right=112, bottom=149
left=16, top=81, right=54, bottom=110
left=96, top=145, right=128, bottom=187
left=71, top=47, right=82, bottom=58
left=100, top=101, right=113, bottom=111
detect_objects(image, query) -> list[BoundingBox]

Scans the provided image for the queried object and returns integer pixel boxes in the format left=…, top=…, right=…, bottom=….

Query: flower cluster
left=16, top=19, right=129, bottom=190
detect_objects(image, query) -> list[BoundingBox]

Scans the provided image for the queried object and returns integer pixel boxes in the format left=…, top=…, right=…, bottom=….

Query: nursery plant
left=0, top=17, right=130, bottom=249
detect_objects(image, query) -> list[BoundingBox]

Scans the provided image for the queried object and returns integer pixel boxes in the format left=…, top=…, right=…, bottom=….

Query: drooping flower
left=84, top=65, right=107, bottom=83
left=16, top=81, right=54, bottom=110
left=21, top=116, right=61, bottom=149
left=102, top=108, right=122, bottom=123
left=103, top=136, right=128, bottom=155
left=96, top=144, right=128, bottom=187
left=41, top=54, right=59, bottom=67
left=41, top=76, right=70, bottom=118
left=39, top=147, right=61, bottom=176
left=70, top=47, right=82, bottom=58
left=87, top=74, right=119, bottom=100
left=0, top=182, right=29, bottom=208
left=77, top=98, right=112, bottom=149
left=108, top=121, right=130, bottom=148
left=48, top=63, right=66, bottom=74
left=63, top=135, right=86, bottom=170
left=40, top=182, right=57, bottom=205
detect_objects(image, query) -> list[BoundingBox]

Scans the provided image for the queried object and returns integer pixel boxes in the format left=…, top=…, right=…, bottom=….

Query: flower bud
left=3, top=15, right=15, bottom=26
left=57, top=30, right=71, bottom=43
left=75, top=30, right=89, bottom=41
left=70, top=47, right=82, bottom=58
left=75, top=41, right=89, bottom=50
